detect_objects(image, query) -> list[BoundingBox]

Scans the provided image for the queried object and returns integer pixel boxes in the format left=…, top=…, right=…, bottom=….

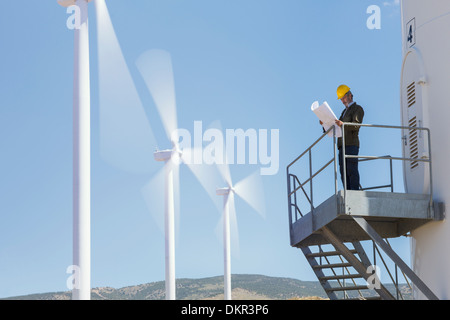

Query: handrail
left=286, top=126, right=337, bottom=226
left=287, top=122, right=433, bottom=228
left=288, top=157, right=334, bottom=197
left=341, top=122, right=433, bottom=215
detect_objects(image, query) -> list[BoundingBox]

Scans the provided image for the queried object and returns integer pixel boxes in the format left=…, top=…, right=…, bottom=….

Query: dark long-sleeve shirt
left=337, top=102, right=364, bottom=149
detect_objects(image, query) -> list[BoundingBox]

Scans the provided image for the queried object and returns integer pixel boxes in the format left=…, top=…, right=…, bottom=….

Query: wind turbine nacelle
left=58, top=0, right=92, bottom=7
left=154, top=150, right=173, bottom=162
left=400, top=0, right=450, bottom=194
left=216, top=187, right=232, bottom=196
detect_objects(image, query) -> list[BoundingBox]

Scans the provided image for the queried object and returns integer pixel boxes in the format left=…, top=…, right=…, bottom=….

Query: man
left=335, top=84, right=364, bottom=190
left=321, top=85, right=364, bottom=190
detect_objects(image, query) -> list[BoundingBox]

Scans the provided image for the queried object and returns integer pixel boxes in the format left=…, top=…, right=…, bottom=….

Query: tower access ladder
left=287, top=123, right=444, bottom=300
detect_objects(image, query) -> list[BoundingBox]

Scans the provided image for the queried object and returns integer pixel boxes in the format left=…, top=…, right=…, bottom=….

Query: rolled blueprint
left=311, top=101, right=342, bottom=138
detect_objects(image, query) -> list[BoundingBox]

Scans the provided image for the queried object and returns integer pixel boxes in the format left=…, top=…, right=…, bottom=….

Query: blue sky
left=0, top=0, right=406, bottom=298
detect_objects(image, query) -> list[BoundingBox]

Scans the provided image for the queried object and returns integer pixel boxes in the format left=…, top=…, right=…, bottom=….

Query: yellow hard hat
left=337, top=84, right=350, bottom=100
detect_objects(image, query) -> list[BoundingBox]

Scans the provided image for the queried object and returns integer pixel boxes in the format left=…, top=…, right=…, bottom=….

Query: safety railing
left=286, top=122, right=433, bottom=227
left=341, top=122, right=433, bottom=215
left=371, top=238, right=413, bottom=300
left=287, top=126, right=337, bottom=226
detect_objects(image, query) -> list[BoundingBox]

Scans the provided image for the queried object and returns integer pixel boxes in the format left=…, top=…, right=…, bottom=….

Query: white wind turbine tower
left=59, top=0, right=160, bottom=300
left=215, top=163, right=266, bottom=300
left=58, top=0, right=92, bottom=300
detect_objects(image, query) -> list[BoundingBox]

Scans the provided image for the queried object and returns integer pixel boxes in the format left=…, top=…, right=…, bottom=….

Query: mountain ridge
left=2, top=274, right=412, bottom=300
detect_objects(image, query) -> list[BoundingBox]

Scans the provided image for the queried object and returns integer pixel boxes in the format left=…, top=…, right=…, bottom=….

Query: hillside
left=2, top=274, right=411, bottom=300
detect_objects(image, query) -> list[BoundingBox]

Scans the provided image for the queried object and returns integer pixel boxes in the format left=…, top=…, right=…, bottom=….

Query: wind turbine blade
left=228, top=192, right=240, bottom=259
left=169, top=155, right=181, bottom=241
left=182, top=148, right=222, bottom=211
left=233, top=170, right=266, bottom=218
left=141, top=167, right=165, bottom=234
left=214, top=214, right=223, bottom=245
left=214, top=192, right=239, bottom=259
left=136, top=49, right=178, bottom=143
left=95, top=0, right=157, bottom=174
left=217, top=162, right=233, bottom=188
left=206, top=121, right=233, bottom=187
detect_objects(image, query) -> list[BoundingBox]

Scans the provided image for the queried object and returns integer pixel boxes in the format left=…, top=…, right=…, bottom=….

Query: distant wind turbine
left=188, top=126, right=266, bottom=301
left=134, top=49, right=182, bottom=300
left=59, top=0, right=160, bottom=301
left=215, top=164, right=266, bottom=300
left=136, top=50, right=220, bottom=300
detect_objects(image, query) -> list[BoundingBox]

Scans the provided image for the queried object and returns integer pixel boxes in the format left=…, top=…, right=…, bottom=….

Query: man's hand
left=335, top=119, right=343, bottom=127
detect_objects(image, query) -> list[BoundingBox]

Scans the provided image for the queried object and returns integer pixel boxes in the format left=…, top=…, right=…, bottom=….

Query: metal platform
left=290, top=190, right=444, bottom=248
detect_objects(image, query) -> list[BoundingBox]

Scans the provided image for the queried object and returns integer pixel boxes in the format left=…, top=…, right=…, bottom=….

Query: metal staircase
left=287, top=123, right=444, bottom=300
left=302, top=241, right=385, bottom=300
left=302, top=236, right=391, bottom=300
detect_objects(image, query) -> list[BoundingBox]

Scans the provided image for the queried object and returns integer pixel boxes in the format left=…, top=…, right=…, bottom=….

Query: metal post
left=309, top=150, right=314, bottom=230
left=426, top=128, right=434, bottom=218
left=342, top=123, right=347, bottom=212
left=286, top=169, right=293, bottom=235
left=333, top=126, right=338, bottom=195
left=293, top=175, right=298, bottom=221
left=389, top=158, right=394, bottom=192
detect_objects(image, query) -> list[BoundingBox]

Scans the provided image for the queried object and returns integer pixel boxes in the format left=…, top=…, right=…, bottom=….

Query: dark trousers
left=338, top=146, right=360, bottom=190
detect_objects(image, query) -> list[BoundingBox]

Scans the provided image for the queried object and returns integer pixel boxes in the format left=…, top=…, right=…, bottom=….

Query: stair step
left=344, top=296, right=382, bottom=301
left=326, top=285, right=370, bottom=292
left=319, top=274, right=362, bottom=281
left=312, top=262, right=352, bottom=269
left=307, top=250, right=357, bottom=258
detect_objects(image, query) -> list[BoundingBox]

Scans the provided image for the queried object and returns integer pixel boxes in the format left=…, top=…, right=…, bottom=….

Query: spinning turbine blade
left=136, top=50, right=178, bottom=143
left=214, top=191, right=240, bottom=257
left=181, top=120, right=230, bottom=210
left=216, top=188, right=238, bottom=300
left=171, top=154, right=181, bottom=239
left=182, top=147, right=223, bottom=211
left=95, top=0, right=157, bottom=174
left=141, top=156, right=181, bottom=240
left=217, top=162, right=233, bottom=189
left=207, top=120, right=233, bottom=188
left=215, top=169, right=266, bottom=260
left=234, top=170, right=266, bottom=218
left=228, top=192, right=240, bottom=258
left=141, top=167, right=165, bottom=234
